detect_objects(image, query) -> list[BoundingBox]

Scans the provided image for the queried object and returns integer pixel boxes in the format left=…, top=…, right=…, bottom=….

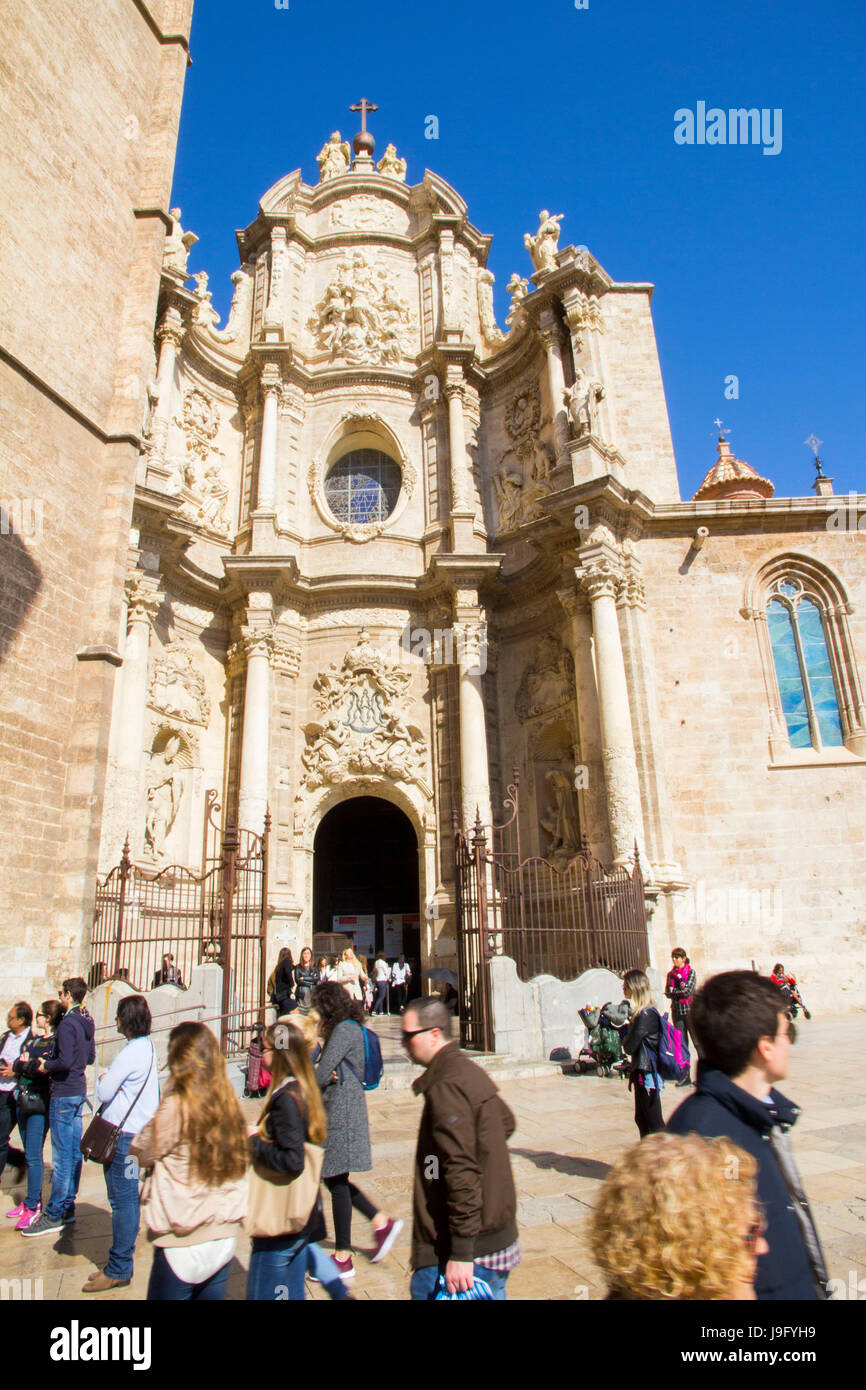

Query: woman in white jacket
left=333, top=947, right=367, bottom=1005
left=130, top=1022, right=248, bottom=1301
left=82, top=995, right=158, bottom=1294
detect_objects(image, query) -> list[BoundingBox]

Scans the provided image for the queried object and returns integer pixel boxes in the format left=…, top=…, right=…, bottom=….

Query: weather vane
left=804, top=434, right=825, bottom=476
left=713, top=418, right=731, bottom=441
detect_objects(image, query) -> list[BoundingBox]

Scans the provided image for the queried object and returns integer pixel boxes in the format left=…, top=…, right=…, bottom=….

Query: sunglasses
left=400, top=1027, right=436, bottom=1045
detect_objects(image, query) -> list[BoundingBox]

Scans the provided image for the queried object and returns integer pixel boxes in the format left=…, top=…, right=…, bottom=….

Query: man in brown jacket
left=403, top=997, right=520, bottom=1299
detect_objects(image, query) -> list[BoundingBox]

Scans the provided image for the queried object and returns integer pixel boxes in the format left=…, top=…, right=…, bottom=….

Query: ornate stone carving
left=616, top=569, right=647, bottom=610
left=143, top=733, right=187, bottom=861
left=476, top=268, right=504, bottom=345
left=156, top=306, right=185, bottom=352
left=239, top=625, right=274, bottom=661
left=125, top=574, right=162, bottom=626
left=330, top=197, right=400, bottom=231
left=163, top=208, right=197, bottom=279
left=207, top=267, right=252, bottom=344
left=506, top=273, right=529, bottom=329
left=564, top=367, right=605, bottom=439
left=168, top=599, right=219, bottom=630
left=540, top=769, right=581, bottom=858
left=170, top=388, right=231, bottom=537
left=296, top=631, right=430, bottom=799
left=317, top=131, right=351, bottom=182
left=272, top=636, right=301, bottom=678
left=304, top=608, right=412, bottom=631
left=264, top=227, right=288, bottom=328
left=191, top=271, right=220, bottom=328
left=492, top=380, right=555, bottom=532
left=524, top=210, right=564, bottom=272
left=576, top=558, right=620, bottom=602
left=515, top=635, right=576, bottom=720
left=376, top=143, right=407, bottom=180
left=308, top=251, right=414, bottom=365
left=505, top=381, right=542, bottom=458
left=148, top=637, right=211, bottom=726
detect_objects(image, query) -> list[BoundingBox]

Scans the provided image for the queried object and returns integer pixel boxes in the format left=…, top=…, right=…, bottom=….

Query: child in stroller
left=577, top=1000, right=632, bottom=1077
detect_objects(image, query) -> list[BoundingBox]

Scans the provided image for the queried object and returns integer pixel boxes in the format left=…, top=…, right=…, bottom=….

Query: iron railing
left=455, top=774, right=649, bottom=1050
left=91, top=796, right=268, bottom=1054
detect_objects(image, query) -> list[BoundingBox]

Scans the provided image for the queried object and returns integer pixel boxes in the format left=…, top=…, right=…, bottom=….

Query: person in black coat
left=620, top=970, right=665, bottom=1139
left=292, top=948, right=320, bottom=1013
left=270, top=949, right=296, bottom=1016
left=667, top=970, right=829, bottom=1301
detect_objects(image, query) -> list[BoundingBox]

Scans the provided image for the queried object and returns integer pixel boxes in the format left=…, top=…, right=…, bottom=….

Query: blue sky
left=171, top=0, right=865, bottom=501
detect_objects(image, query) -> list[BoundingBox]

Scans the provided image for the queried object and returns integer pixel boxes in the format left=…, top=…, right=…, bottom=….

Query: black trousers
left=323, top=1173, right=378, bottom=1251
left=391, top=984, right=406, bottom=1013
left=633, top=1081, right=665, bottom=1138
left=0, top=1091, right=25, bottom=1177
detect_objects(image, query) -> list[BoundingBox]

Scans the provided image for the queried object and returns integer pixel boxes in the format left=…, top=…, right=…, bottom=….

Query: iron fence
left=91, top=796, right=268, bottom=1053
left=455, top=774, right=649, bottom=1050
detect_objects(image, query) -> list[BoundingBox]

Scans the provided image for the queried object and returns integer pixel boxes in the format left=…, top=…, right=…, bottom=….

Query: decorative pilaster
left=256, top=364, right=281, bottom=511
left=145, top=307, right=185, bottom=486
left=117, top=574, right=162, bottom=778
left=443, top=368, right=475, bottom=549
left=575, top=549, right=644, bottom=865
left=538, top=309, right=569, bottom=466
left=263, top=226, right=288, bottom=340
left=454, top=603, right=492, bottom=831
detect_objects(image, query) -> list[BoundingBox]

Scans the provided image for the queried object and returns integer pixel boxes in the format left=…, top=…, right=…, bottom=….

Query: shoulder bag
left=80, top=1046, right=156, bottom=1166
left=245, top=1088, right=324, bottom=1238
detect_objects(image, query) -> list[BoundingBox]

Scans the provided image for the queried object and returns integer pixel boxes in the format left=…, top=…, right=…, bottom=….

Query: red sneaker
left=332, top=1255, right=356, bottom=1281
left=6, top=1201, right=25, bottom=1221
left=370, top=1217, right=403, bottom=1263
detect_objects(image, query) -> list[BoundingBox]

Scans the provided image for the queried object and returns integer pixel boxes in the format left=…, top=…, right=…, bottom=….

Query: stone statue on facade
left=376, top=143, right=407, bottom=180
left=524, top=210, right=564, bottom=273
left=309, top=252, right=413, bottom=365
left=317, top=131, right=351, bottom=182
left=191, top=271, right=220, bottom=329
left=506, top=273, right=530, bottom=328
left=144, top=736, right=185, bottom=860
left=540, top=768, right=581, bottom=857
left=164, top=208, right=198, bottom=278
left=564, top=368, right=605, bottom=439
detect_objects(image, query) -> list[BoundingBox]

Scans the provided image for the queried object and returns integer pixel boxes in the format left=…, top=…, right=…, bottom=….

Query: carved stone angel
left=164, top=208, right=198, bottom=278
left=377, top=143, right=407, bottom=181
left=476, top=269, right=504, bottom=344
left=505, top=273, right=529, bottom=328
left=317, top=131, right=351, bottom=182
left=524, top=210, right=564, bottom=273
left=564, top=368, right=605, bottom=439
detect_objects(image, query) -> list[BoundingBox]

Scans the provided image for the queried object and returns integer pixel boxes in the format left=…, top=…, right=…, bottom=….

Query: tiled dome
left=693, top=438, right=775, bottom=502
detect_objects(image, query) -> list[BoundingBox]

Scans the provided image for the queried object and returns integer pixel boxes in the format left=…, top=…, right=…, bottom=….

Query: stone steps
left=225, top=1046, right=554, bottom=1096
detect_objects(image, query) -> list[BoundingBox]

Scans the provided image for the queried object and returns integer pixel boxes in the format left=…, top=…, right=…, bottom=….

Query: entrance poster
left=333, top=914, right=376, bottom=959
left=383, top=914, right=403, bottom=955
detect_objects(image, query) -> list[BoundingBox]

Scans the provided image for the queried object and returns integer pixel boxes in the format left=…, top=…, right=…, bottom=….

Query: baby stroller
left=577, top=1000, right=632, bottom=1077
left=243, top=1024, right=272, bottom=1098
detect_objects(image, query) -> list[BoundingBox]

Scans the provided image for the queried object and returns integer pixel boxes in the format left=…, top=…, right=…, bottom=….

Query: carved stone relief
left=296, top=631, right=431, bottom=801
left=330, top=197, right=400, bottom=231
left=148, top=637, right=211, bottom=726
left=142, top=730, right=192, bottom=863
left=170, top=388, right=231, bottom=538
left=515, top=635, right=576, bottom=720
left=308, top=251, right=414, bottom=365
left=492, top=380, right=555, bottom=532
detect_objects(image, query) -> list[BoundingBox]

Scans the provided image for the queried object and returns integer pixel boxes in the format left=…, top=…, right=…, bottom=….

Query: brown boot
left=82, top=1270, right=131, bottom=1293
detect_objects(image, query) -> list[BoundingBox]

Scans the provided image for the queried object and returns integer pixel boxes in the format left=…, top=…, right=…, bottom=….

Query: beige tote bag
left=244, top=1089, right=324, bottom=1238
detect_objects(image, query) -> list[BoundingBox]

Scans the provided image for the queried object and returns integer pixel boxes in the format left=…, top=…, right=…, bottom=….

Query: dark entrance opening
left=313, top=797, right=420, bottom=993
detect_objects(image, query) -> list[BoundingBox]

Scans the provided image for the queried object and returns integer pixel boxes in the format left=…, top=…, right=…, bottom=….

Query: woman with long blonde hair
left=246, top=1024, right=336, bottom=1300
left=130, top=1022, right=249, bottom=1301
left=621, top=969, right=665, bottom=1138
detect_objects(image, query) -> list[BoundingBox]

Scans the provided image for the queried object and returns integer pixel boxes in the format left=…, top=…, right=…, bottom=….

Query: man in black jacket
left=667, top=970, right=828, bottom=1300
left=0, top=1002, right=32, bottom=1183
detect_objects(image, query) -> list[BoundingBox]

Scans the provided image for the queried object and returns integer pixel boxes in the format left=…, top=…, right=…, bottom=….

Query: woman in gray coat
left=312, top=982, right=402, bottom=1282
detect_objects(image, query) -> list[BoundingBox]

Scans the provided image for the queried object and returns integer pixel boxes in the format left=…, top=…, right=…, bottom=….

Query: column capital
left=260, top=362, right=282, bottom=396
left=238, top=624, right=274, bottom=661
left=156, top=306, right=186, bottom=350
left=443, top=376, right=465, bottom=402
left=271, top=635, right=301, bottom=678
left=575, top=553, right=621, bottom=603
left=616, top=570, right=647, bottom=611
left=125, top=573, right=162, bottom=626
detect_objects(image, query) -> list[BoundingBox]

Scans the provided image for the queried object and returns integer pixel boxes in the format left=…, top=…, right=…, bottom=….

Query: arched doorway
left=313, top=797, right=420, bottom=991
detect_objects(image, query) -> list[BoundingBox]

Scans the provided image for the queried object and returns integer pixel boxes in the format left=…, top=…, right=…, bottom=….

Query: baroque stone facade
left=3, top=48, right=865, bottom=1014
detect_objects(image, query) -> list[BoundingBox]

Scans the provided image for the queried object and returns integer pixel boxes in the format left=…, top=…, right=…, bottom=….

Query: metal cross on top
left=804, top=433, right=823, bottom=458
left=713, top=417, right=731, bottom=439
left=350, top=98, right=378, bottom=131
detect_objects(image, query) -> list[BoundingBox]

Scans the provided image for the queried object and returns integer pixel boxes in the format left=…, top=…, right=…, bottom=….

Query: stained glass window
left=767, top=591, right=844, bottom=749
left=324, top=450, right=401, bottom=525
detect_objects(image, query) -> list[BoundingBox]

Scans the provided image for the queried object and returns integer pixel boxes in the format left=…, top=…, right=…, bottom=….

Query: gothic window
left=324, top=449, right=401, bottom=525
left=744, top=556, right=866, bottom=761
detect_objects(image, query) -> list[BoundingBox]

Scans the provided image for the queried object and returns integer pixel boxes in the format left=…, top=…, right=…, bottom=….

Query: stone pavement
left=1, top=1017, right=864, bottom=1301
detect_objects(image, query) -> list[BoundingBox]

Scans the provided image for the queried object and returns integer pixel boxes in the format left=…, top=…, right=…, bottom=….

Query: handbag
left=16, top=1085, right=46, bottom=1120
left=80, top=1046, right=155, bottom=1166
left=244, top=1088, right=324, bottom=1238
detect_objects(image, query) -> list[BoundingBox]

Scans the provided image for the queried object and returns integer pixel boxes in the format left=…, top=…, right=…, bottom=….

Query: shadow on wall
left=0, top=523, right=42, bottom=667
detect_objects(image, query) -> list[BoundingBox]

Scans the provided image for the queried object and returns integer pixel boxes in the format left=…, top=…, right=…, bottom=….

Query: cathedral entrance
left=312, top=797, right=420, bottom=994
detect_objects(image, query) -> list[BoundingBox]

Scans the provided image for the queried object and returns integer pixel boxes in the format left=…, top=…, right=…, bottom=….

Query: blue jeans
left=45, top=1095, right=85, bottom=1220
left=147, top=1246, right=232, bottom=1301
left=103, top=1132, right=140, bottom=1280
left=305, top=1242, right=349, bottom=1300
left=247, top=1234, right=309, bottom=1301
left=410, top=1262, right=510, bottom=1301
left=372, top=981, right=388, bottom=1014
left=21, top=1111, right=47, bottom=1211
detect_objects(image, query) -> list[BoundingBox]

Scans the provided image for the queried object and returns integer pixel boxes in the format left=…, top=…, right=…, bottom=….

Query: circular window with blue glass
left=324, top=449, right=402, bottom=526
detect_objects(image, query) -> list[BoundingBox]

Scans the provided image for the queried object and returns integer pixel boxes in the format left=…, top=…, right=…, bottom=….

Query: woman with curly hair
left=130, top=1022, right=249, bottom=1301
left=591, top=1133, right=769, bottom=1299
left=311, top=981, right=401, bottom=1281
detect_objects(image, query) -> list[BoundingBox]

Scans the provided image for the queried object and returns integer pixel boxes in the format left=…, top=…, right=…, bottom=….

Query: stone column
left=145, top=306, right=185, bottom=487
left=557, top=586, right=611, bottom=864
left=237, top=625, right=274, bottom=834
left=576, top=553, right=643, bottom=865
left=256, top=365, right=281, bottom=512
left=538, top=308, right=569, bottom=465
left=453, top=603, right=492, bottom=830
left=444, top=368, right=476, bottom=549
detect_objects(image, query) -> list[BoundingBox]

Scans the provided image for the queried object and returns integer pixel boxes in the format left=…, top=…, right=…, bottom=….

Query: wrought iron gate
left=455, top=775, right=649, bottom=1051
left=91, top=794, right=268, bottom=1053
